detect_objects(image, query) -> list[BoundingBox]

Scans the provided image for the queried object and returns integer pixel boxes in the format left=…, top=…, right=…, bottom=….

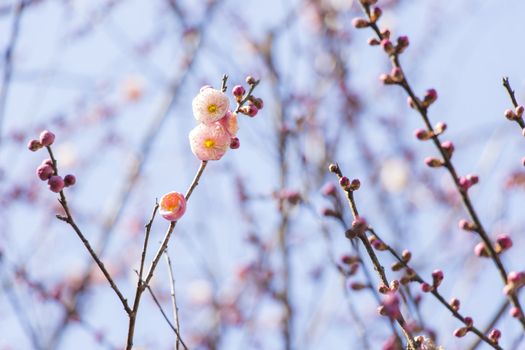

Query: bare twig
left=0, top=0, right=25, bottom=143
left=47, top=146, right=131, bottom=314
left=164, top=249, right=182, bottom=350
left=502, top=77, right=525, bottom=129
left=356, top=1, right=525, bottom=330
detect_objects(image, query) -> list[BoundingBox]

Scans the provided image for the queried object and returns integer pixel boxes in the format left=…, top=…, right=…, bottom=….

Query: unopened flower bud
left=349, top=179, right=361, bottom=191
left=414, top=129, right=430, bottom=140
left=391, top=67, right=403, bottom=82
left=505, top=109, right=517, bottom=120
left=246, top=76, right=257, bottom=85
left=230, top=137, right=240, bottom=149
left=232, top=85, right=245, bottom=100
left=474, top=242, right=490, bottom=258
left=495, top=234, right=513, bottom=253
left=350, top=282, right=368, bottom=291
left=421, top=282, right=433, bottom=293
left=510, top=307, right=522, bottom=318
left=39, top=130, right=55, bottom=147
left=381, top=29, right=390, bottom=39
left=37, top=164, right=54, bottom=181
left=368, top=38, right=380, bottom=46
left=64, top=174, right=76, bottom=187
left=516, top=105, right=524, bottom=118
left=352, top=17, right=370, bottom=28
left=352, top=216, right=368, bottom=235
left=328, top=163, right=338, bottom=173
left=371, top=7, right=382, bottom=22
left=434, top=122, right=447, bottom=135
left=253, top=98, right=264, bottom=109
left=450, top=298, right=460, bottom=311
left=28, top=139, right=43, bottom=152
left=424, top=157, right=443, bottom=168
left=396, top=35, right=409, bottom=54
left=464, top=316, right=473, bottom=327
left=422, top=89, right=438, bottom=107
left=48, top=175, right=65, bottom=193
left=432, top=269, right=444, bottom=288
left=402, top=250, right=411, bottom=262
left=380, top=73, right=395, bottom=85
left=441, top=140, right=454, bottom=159
left=454, top=327, right=469, bottom=337
left=339, top=176, right=350, bottom=188
left=381, top=39, right=395, bottom=55
left=489, top=329, right=501, bottom=342
left=458, top=219, right=476, bottom=232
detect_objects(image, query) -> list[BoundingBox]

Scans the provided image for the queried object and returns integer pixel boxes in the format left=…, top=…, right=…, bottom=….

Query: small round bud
left=396, top=36, right=409, bottom=54
left=352, top=17, right=370, bottom=28
left=246, top=76, right=257, bottom=85
left=464, top=316, right=473, bottom=327
left=351, top=216, right=368, bottom=236
left=391, top=67, right=403, bottom=82
left=459, top=176, right=473, bottom=192
left=41, top=158, right=53, bottom=167
left=414, top=129, right=430, bottom=140
left=474, top=242, right=490, bottom=257
left=454, top=327, right=468, bottom=337
left=321, top=182, right=337, bottom=196
left=466, top=174, right=479, bottom=185
left=516, top=105, right=524, bottom=117
left=381, top=39, right=395, bottom=55
left=230, top=137, right=240, bottom=149
left=402, top=250, right=411, bottom=262
left=232, top=85, right=245, bottom=99
left=245, top=103, right=258, bottom=117
left=441, top=140, right=454, bottom=158
left=489, top=329, right=501, bottom=342
left=368, top=38, right=380, bottom=46
left=380, top=73, right=395, bottom=85
left=36, top=164, right=54, bottom=181
left=510, top=307, right=522, bottom=318
left=458, top=219, right=476, bottom=231
left=505, top=109, right=517, bottom=120
left=339, top=176, right=350, bottom=188
left=253, top=98, right=264, bottom=109
left=48, top=175, right=65, bottom=193
left=328, top=163, right=338, bottom=173
left=39, top=130, right=55, bottom=147
left=434, top=122, right=447, bottom=134
left=424, top=157, right=444, bottom=168
left=349, top=179, right=361, bottom=191
left=371, top=7, right=382, bottom=22
left=432, top=269, right=444, bottom=288
left=450, top=298, right=460, bottom=311
left=64, top=174, right=76, bottom=187
left=421, top=282, right=432, bottom=293
left=28, top=139, right=43, bottom=152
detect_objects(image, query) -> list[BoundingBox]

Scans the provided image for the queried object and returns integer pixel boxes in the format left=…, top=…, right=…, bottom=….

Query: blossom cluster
left=189, top=77, right=263, bottom=161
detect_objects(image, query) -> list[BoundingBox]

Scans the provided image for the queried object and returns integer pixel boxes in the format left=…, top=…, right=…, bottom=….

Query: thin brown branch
left=164, top=249, right=182, bottom=350
left=502, top=77, right=525, bottom=129
left=47, top=146, right=131, bottom=315
left=357, top=0, right=525, bottom=331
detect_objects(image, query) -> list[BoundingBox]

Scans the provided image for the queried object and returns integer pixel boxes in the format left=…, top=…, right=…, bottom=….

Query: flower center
left=204, top=139, right=215, bottom=148
left=208, top=104, right=217, bottom=113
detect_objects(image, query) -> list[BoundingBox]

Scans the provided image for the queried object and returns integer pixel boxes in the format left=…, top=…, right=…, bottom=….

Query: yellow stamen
left=208, top=104, right=217, bottom=113
left=204, top=139, right=215, bottom=148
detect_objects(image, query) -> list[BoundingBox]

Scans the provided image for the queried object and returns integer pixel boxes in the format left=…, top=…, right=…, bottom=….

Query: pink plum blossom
left=189, top=123, right=230, bottom=161
left=218, top=111, right=239, bottom=137
left=192, top=88, right=230, bottom=124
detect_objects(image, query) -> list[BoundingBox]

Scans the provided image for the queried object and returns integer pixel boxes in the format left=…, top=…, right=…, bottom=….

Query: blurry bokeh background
left=1, top=0, right=525, bottom=349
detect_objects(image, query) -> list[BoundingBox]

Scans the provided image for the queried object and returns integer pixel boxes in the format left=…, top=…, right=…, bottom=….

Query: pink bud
left=510, top=307, right=522, bottom=318
left=232, top=85, right=245, bottom=99
left=339, top=176, right=350, bottom=188
left=516, top=105, right=524, bottom=117
left=352, top=17, right=369, bottom=28
left=454, top=327, right=468, bottom=337
left=458, top=219, right=476, bottom=231
left=39, top=130, right=55, bottom=147
left=421, top=282, right=432, bottom=293
left=381, top=39, right=395, bottom=55
left=505, top=109, right=517, bottom=120
left=28, top=139, right=43, bottom=152
left=321, top=182, right=337, bottom=196
left=474, top=242, right=489, bottom=257
left=434, top=122, right=447, bottom=134
left=496, top=234, right=513, bottom=251
left=414, top=129, right=429, bottom=140
left=396, top=36, right=409, bottom=53
left=424, top=157, right=443, bottom=168
left=367, top=38, right=380, bottom=46
left=64, top=174, right=76, bottom=187
left=48, top=176, right=65, bottom=193
left=441, top=140, right=454, bottom=158
left=489, top=329, right=501, bottom=341
left=230, top=137, right=240, bottom=149
left=458, top=176, right=472, bottom=192
left=450, top=298, right=460, bottom=311
left=253, top=98, right=264, bottom=109
left=424, top=89, right=438, bottom=105
left=352, top=216, right=368, bottom=235
left=379, top=74, right=395, bottom=85
left=466, top=174, right=479, bottom=185
left=159, top=192, right=187, bottom=221
left=432, top=269, right=444, bottom=288
left=349, top=179, right=361, bottom=191
left=245, top=104, right=258, bottom=117
left=464, top=316, right=473, bottom=326
left=36, top=164, right=54, bottom=181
